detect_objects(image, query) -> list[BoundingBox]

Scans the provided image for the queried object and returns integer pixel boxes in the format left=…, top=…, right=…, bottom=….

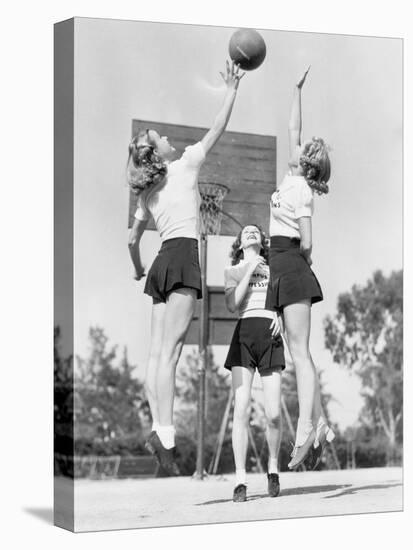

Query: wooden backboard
left=185, top=287, right=238, bottom=346
left=128, top=120, right=277, bottom=236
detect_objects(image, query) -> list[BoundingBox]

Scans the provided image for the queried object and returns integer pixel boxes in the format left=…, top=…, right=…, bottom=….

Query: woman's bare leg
left=312, top=368, right=327, bottom=428
left=232, top=366, right=254, bottom=485
left=282, top=312, right=326, bottom=432
left=144, top=301, right=166, bottom=428
left=156, top=288, right=197, bottom=428
left=283, top=300, right=316, bottom=446
left=261, top=369, right=282, bottom=472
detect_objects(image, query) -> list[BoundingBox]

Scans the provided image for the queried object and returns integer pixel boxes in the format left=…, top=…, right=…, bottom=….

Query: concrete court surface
left=72, top=467, right=402, bottom=532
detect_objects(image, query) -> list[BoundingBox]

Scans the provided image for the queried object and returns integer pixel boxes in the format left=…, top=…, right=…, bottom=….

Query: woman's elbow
left=128, top=233, right=138, bottom=249
left=225, top=299, right=236, bottom=313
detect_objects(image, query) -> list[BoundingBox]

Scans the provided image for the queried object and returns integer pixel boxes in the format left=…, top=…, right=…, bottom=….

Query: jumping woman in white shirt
left=266, top=67, right=334, bottom=470
left=224, top=225, right=285, bottom=502
left=127, top=62, right=244, bottom=476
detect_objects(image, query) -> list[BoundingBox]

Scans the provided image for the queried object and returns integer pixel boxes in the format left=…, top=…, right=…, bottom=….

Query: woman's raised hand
left=247, top=255, right=266, bottom=273
left=297, top=66, right=311, bottom=89
left=220, top=60, right=245, bottom=91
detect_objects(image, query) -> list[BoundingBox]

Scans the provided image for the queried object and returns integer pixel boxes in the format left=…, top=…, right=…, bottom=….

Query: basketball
left=228, top=28, right=266, bottom=71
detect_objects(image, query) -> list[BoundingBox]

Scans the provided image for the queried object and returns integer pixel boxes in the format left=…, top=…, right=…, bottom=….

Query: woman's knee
left=144, top=372, right=156, bottom=396
left=266, top=411, right=281, bottom=429
left=159, top=339, right=184, bottom=369
left=148, top=348, right=161, bottom=366
left=233, top=401, right=250, bottom=423
left=288, top=340, right=311, bottom=364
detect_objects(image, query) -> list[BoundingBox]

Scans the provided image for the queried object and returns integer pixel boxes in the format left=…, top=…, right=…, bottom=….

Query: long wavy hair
left=299, top=137, right=331, bottom=195
left=126, top=129, right=167, bottom=195
left=229, top=225, right=269, bottom=266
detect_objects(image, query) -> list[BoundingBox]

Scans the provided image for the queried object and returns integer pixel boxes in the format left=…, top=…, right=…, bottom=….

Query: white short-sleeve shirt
left=134, top=142, right=206, bottom=241
left=224, top=260, right=273, bottom=319
left=269, top=174, right=314, bottom=239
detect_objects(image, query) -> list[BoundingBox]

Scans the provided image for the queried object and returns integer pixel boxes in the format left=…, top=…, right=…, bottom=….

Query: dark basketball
left=228, top=28, right=266, bottom=71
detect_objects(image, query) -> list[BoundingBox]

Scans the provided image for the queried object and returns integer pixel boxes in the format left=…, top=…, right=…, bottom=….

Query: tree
left=74, top=327, right=150, bottom=455
left=324, top=270, right=402, bottom=465
left=54, top=326, right=74, bottom=476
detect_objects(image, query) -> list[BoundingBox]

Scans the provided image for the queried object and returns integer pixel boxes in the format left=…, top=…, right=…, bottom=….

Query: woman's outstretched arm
left=288, top=66, right=310, bottom=160
left=201, top=61, right=245, bottom=155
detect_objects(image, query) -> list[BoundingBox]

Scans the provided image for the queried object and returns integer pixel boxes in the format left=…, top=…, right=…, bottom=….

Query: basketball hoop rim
left=198, top=182, right=230, bottom=195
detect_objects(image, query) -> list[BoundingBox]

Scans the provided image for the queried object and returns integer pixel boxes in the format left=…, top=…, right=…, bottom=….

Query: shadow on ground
left=324, top=483, right=402, bottom=499
left=196, top=484, right=352, bottom=506
left=23, top=508, right=54, bottom=524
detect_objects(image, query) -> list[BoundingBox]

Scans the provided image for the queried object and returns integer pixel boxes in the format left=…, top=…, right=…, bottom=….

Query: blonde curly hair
left=299, top=137, right=331, bottom=195
left=127, top=130, right=167, bottom=195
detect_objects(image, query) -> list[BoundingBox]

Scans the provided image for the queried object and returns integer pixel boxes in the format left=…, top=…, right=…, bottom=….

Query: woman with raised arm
left=224, top=225, right=285, bottom=502
left=127, top=62, right=245, bottom=476
left=266, top=68, right=334, bottom=470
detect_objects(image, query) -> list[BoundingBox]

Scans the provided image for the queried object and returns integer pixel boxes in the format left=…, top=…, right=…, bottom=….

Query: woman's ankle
left=156, top=425, right=175, bottom=449
left=295, top=418, right=314, bottom=446
left=235, top=469, right=247, bottom=486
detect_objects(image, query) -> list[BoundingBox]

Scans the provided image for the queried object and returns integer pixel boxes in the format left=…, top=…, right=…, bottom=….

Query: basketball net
left=199, top=182, right=229, bottom=236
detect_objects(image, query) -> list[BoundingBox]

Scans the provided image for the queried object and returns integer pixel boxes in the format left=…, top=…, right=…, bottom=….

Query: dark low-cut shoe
left=233, top=484, right=247, bottom=503
left=288, top=429, right=316, bottom=470
left=267, top=473, right=280, bottom=497
left=144, top=430, right=157, bottom=455
left=305, top=425, right=335, bottom=470
left=145, top=431, right=180, bottom=477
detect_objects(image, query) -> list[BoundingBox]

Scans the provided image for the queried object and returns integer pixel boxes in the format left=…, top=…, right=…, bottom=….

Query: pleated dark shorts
left=265, top=236, right=323, bottom=313
left=144, top=237, right=202, bottom=304
left=224, top=317, right=285, bottom=374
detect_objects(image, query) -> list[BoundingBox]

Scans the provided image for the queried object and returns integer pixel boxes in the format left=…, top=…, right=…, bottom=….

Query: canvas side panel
left=54, top=17, right=75, bottom=533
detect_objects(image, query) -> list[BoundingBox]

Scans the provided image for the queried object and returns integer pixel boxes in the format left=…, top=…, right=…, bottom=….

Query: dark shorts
left=144, top=237, right=202, bottom=304
left=265, top=236, right=323, bottom=313
left=224, top=317, right=285, bottom=374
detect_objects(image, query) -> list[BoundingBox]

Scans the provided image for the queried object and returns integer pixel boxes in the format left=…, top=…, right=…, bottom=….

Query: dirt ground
left=69, top=467, right=402, bottom=532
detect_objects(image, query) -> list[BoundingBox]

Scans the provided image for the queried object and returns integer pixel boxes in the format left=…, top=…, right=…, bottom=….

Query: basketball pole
left=209, top=387, right=233, bottom=475
left=195, top=232, right=209, bottom=479
left=194, top=184, right=231, bottom=479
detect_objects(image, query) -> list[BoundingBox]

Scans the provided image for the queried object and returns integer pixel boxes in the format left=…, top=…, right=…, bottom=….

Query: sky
left=56, top=18, right=402, bottom=430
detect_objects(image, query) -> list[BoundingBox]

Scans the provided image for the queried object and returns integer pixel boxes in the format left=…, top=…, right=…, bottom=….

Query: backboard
left=128, top=120, right=277, bottom=235
left=186, top=287, right=238, bottom=346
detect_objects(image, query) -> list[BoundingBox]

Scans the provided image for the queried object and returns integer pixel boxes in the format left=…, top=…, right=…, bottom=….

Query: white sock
left=157, top=425, right=175, bottom=449
left=296, top=418, right=313, bottom=447
left=235, top=469, right=246, bottom=486
left=152, top=421, right=160, bottom=433
left=268, top=458, right=279, bottom=474
left=314, top=417, right=325, bottom=447
left=315, top=417, right=335, bottom=445
left=317, top=417, right=326, bottom=432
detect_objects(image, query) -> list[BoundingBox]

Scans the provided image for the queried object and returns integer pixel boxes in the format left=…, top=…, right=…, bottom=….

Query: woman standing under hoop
left=224, top=225, right=285, bottom=502
left=127, top=62, right=245, bottom=475
left=266, top=67, right=334, bottom=470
